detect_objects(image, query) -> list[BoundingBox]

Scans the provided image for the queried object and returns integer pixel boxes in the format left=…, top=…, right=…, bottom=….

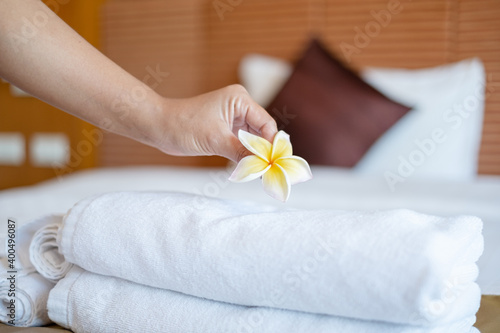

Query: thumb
left=218, top=134, right=252, bottom=163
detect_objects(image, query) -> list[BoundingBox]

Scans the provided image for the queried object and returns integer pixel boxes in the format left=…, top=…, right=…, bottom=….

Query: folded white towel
left=0, top=272, right=54, bottom=326
left=51, top=191, right=483, bottom=326
left=29, top=218, right=72, bottom=283
left=48, top=266, right=479, bottom=333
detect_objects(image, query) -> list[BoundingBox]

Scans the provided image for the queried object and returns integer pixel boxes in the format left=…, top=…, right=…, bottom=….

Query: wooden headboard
left=100, top=0, right=500, bottom=174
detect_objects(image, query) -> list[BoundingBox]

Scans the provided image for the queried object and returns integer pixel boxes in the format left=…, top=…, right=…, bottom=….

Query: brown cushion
left=266, top=39, right=411, bottom=167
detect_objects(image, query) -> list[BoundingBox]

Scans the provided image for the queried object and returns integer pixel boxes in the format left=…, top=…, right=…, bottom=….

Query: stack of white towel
left=1, top=191, right=484, bottom=332
left=0, top=215, right=59, bottom=326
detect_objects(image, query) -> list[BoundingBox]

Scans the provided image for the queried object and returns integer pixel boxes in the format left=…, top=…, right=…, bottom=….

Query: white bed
left=1, top=165, right=499, bottom=295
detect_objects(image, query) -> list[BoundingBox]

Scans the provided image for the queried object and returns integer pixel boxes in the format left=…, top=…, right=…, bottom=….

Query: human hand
left=154, top=84, right=278, bottom=162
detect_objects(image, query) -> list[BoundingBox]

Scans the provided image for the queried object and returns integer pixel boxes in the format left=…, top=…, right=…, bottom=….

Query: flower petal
left=275, top=156, right=313, bottom=185
left=271, top=130, right=293, bottom=161
left=238, top=130, right=272, bottom=162
left=229, top=155, right=271, bottom=183
left=262, top=163, right=291, bottom=202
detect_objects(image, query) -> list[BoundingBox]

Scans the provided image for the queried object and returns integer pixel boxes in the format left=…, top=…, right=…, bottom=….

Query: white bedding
left=1, top=165, right=499, bottom=294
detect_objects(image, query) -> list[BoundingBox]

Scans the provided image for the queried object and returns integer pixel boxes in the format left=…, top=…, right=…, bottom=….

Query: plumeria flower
left=229, top=130, right=312, bottom=202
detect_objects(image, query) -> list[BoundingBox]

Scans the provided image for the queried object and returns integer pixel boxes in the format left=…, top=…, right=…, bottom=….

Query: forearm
left=0, top=0, right=277, bottom=162
left=0, top=0, right=163, bottom=146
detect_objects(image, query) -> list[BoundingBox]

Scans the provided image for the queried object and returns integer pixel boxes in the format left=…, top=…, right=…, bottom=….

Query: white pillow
left=238, top=54, right=292, bottom=107
left=356, top=58, right=485, bottom=186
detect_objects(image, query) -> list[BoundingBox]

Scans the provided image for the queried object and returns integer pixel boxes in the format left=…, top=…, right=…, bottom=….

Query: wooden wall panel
left=455, top=0, right=500, bottom=175
left=0, top=0, right=104, bottom=190
left=323, top=0, right=452, bottom=69
left=100, top=0, right=500, bottom=174
left=206, top=0, right=321, bottom=91
left=99, top=0, right=227, bottom=167
left=102, top=0, right=205, bottom=98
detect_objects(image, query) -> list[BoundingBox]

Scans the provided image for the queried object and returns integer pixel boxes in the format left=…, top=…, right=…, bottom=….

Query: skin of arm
left=0, top=0, right=277, bottom=162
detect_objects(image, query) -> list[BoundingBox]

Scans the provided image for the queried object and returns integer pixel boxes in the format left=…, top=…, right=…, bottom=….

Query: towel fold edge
left=47, top=265, right=85, bottom=329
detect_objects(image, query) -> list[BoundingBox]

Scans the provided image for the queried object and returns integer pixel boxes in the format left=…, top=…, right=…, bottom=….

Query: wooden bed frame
left=100, top=0, right=500, bottom=174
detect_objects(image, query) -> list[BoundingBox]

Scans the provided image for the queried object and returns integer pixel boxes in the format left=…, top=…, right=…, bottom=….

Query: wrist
left=139, top=94, right=191, bottom=156
left=100, top=87, right=168, bottom=151
left=135, top=91, right=171, bottom=150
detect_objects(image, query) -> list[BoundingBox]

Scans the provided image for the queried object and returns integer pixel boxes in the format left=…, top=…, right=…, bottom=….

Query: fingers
left=226, top=85, right=277, bottom=161
left=259, top=118, right=278, bottom=143
left=245, top=102, right=278, bottom=143
left=218, top=133, right=252, bottom=162
left=168, top=84, right=278, bottom=162
left=237, top=90, right=277, bottom=143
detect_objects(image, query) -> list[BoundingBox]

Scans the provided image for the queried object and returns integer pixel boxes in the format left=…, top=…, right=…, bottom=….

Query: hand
left=155, top=85, right=278, bottom=162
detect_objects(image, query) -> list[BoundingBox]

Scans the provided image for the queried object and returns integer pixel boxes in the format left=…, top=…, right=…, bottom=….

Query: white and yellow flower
left=229, top=130, right=312, bottom=202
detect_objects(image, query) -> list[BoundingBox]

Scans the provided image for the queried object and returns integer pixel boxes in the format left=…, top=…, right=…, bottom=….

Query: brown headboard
left=101, top=0, right=500, bottom=174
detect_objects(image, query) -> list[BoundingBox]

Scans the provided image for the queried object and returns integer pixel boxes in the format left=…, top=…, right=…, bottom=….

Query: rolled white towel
left=0, top=272, right=54, bottom=326
left=30, top=219, right=72, bottom=283
left=49, top=191, right=483, bottom=326
left=48, top=266, right=479, bottom=333
left=0, top=215, right=62, bottom=326
left=2, top=215, right=61, bottom=275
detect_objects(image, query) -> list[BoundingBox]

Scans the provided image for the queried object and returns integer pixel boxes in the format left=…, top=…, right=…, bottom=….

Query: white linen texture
left=36, top=191, right=483, bottom=328
left=1, top=191, right=483, bottom=332
left=1, top=165, right=498, bottom=294
left=47, top=266, right=479, bottom=333
left=357, top=58, right=485, bottom=181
